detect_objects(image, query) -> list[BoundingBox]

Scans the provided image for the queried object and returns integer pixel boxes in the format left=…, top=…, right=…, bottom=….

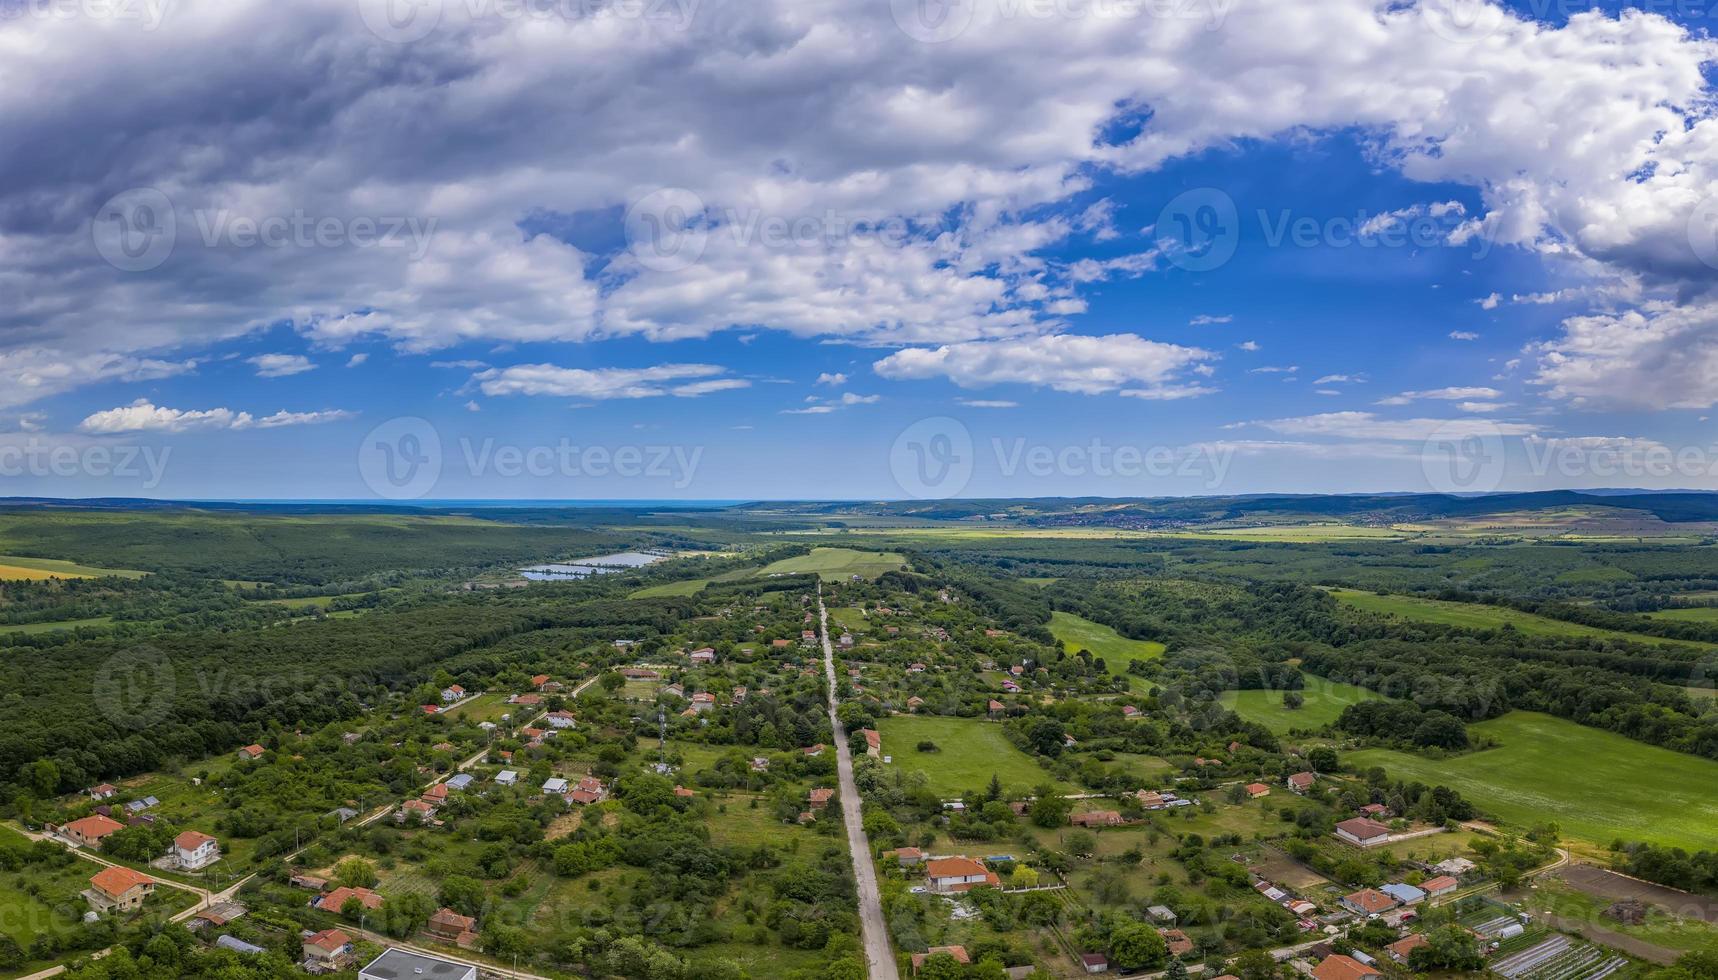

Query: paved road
left=818, top=585, right=898, bottom=980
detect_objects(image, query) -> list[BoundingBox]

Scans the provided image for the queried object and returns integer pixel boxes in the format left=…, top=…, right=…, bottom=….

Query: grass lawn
left=630, top=578, right=710, bottom=598
left=1347, top=711, right=1718, bottom=851
left=829, top=606, right=868, bottom=634
left=1048, top=612, right=1165, bottom=670
left=877, top=715, right=1073, bottom=797
left=755, top=547, right=906, bottom=581
left=1218, top=680, right=1386, bottom=734
left=0, top=554, right=146, bottom=580
left=443, top=691, right=513, bottom=723
left=1330, top=589, right=1714, bottom=649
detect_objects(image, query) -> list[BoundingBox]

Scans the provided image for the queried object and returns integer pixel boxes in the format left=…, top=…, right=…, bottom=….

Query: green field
left=756, top=547, right=905, bottom=581
left=1347, top=711, right=1718, bottom=850
left=1648, top=607, right=1718, bottom=623
left=0, top=554, right=146, bottom=580
left=1330, top=589, right=1713, bottom=649
left=1218, top=680, right=1386, bottom=734
left=629, top=578, right=710, bottom=598
left=1048, top=612, right=1166, bottom=667
left=877, top=715, right=1073, bottom=797
left=2, top=615, right=115, bottom=636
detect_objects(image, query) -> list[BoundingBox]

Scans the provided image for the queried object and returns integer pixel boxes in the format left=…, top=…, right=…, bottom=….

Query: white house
left=494, top=770, right=518, bottom=786
left=925, top=857, right=999, bottom=894
left=542, top=777, right=568, bottom=794
left=172, top=830, right=221, bottom=870
left=440, top=684, right=465, bottom=702
left=544, top=711, right=577, bottom=729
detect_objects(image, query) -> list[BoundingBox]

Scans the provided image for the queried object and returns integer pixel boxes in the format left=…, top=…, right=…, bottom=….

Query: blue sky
left=3, top=0, right=1717, bottom=500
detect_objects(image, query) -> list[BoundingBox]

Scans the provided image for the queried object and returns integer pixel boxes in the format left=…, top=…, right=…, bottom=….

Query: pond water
left=520, top=551, right=667, bottom=581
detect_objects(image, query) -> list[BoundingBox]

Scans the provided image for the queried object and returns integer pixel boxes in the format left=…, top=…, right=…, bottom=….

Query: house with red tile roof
left=1287, top=771, right=1316, bottom=793
left=315, top=886, right=384, bottom=913
left=911, top=946, right=970, bottom=973
left=301, top=928, right=354, bottom=972
left=173, top=830, right=221, bottom=870
left=925, top=857, right=1000, bottom=893
left=84, top=866, right=155, bottom=914
left=1335, top=817, right=1393, bottom=846
left=237, top=744, right=265, bottom=760
left=1314, top=954, right=1382, bottom=980
left=62, top=814, right=125, bottom=848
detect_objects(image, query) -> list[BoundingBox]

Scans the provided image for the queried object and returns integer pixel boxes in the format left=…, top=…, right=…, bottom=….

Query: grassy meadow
left=0, top=554, right=146, bottom=580
left=755, top=547, right=905, bottom=581
left=1218, top=680, right=1386, bottom=734
left=1048, top=612, right=1166, bottom=666
left=1347, top=711, right=1718, bottom=852
left=1330, top=589, right=1713, bottom=649
left=877, top=715, right=1073, bottom=797
left=629, top=578, right=710, bottom=598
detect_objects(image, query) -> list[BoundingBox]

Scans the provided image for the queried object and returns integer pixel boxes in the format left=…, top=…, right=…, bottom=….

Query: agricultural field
left=755, top=547, right=905, bottom=581
left=1527, top=880, right=1718, bottom=957
left=1047, top=611, right=1165, bottom=667
left=629, top=578, right=710, bottom=598
left=1648, top=607, right=1718, bottom=623
left=2, top=615, right=115, bottom=635
left=877, top=715, right=1073, bottom=797
left=1218, top=680, right=1387, bottom=734
left=1347, top=711, right=1718, bottom=851
left=0, top=554, right=146, bottom=580
left=1329, top=588, right=1713, bottom=649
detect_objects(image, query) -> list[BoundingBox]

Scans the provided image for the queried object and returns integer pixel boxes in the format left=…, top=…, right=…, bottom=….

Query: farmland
left=877, top=715, right=1073, bottom=797
left=1347, top=711, right=1718, bottom=851
left=0, top=554, right=145, bottom=580
left=629, top=578, right=710, bottom=598
left=755, top=546, right=905, bottom=581
left=1218, top=680, right=1387, bottom=734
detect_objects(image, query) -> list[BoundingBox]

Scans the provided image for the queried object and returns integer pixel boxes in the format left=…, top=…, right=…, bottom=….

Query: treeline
left=1614, top=841, right=1718, bottom=895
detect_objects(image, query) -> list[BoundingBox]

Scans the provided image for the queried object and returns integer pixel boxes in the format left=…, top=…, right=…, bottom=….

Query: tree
left=439, top=874, right=486, bottom=916
left=1029, top=790, right=1073, bottom=828
left=1010, top=865, right=1040, bottom=888
left=1166, top=957, right=1190, bottom=980
left=917, top=952, right=966, bottom=980
left=1109, top=922, right=1168, bottom=971
left=1410, top=925, right=1485, bottom=972
left=1308, top=746, right=1339, bottom=772
left=1027, top=718, right=1066, bottom=757
left=1234, top=948, right=1280, bottom=980
left=1282, top=690, right=1304, bottom=710
left=334, top=857, right=377, bottom=888
left=1066, top=830, right=1097, bottom=857
left=600, top=672, right=625, bottom=692
left=986, top=773, right=1003, bottom=801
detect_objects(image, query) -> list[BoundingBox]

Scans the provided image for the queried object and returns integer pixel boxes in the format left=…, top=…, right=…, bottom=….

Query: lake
left=520, top=551, right=668, bottom=581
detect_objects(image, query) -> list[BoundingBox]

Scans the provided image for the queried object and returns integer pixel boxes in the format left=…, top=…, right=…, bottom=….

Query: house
left=663, top=683, right=685, bottom=699
left=690, top=647, right=716, bottom=664
left=906, top=696, right=926, bottom=710
left=1287, top=771, right=1316, bottom=793
left=674, top=785, right=695, bottom=798
left=1245, top=782, right=1271, bottom=798
left=1255, top=882, right=1287, bottom=902
left=860, top=728, right=881, bottom=758
left=809, top=787, right=835, bottom=809
left=619, top=667, right=659, bottom=679
left=88, top=784, right=118, bottom=800
left=507, top=693, right=542, bottom=706
left=62, top=814, right=125, bottom=848
left=1137, top=790, right=1166, bottom=809
left=1340, top=888, right=1398, bottom=917
left=422, top=783, right=448, bottom=805
left=1080, top=952, right=1109, bottom=973
left=396, top=799, right=436, bottom=823
left=543, top=710, right=576, bottom=730
left=803, top=743, right=825, bottom=757
left=83, top=866, right=155, bottom=914
left=173, top=830, right=221, bottom=870
left=926, top=856, right=1000, bottom=893
left=1147, top=904, right=1177, bottom=923
left=1386, top=933, right=1429, bottom=963
left=238, top=744, right=265, bottom=761
left=1071, top=810, right=1123, bottom=828
left=494, top=769, right=518, bottom=786
left=1382, top=883, right=1427, bottom=906
left=1313, top=954, right=1382, bottom=980
left=732, top=686, right=748, bottom=702
left=838, top=633, right=854, bottom=648
left=1286, top=899, right=1318, bottom=917
left=543, top=777, right=569, bottom=794
left=690, top=692, right=717, bottom=712
left=1421, top=875, right=1460, bottom=900
left=1121, top=705, right=1141, bottom=718
left=987, top=699, right=1005, bottom=717
left=885, top=846, right=924, bottom=867
left=1359, top=803, right=1389, bottom=817
left=317, top=886, right=384, bottom=914
left=445, top=774, right=473, bottom=792
left=191, top=901, right=245, bottom=928
left=911, top=946, right=971, bottom=973
left=421, top=705, right=439, bottom=715
left=302, top=928, right=355, bottom=973
left=907, top=663, right=926, bottom=674
left=426, top=907, right=479, bottom=946
left=290, top=874, right=328, bottom=891
left=1160, top=929, right=1194, bottom=956
left=358, top=948, right=476, bottom=980
left=440, top=684, right=464, bottom=702
left=750, top=757, right=770, bottom=772
left=1334, top=817, right=1393, bottom=847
